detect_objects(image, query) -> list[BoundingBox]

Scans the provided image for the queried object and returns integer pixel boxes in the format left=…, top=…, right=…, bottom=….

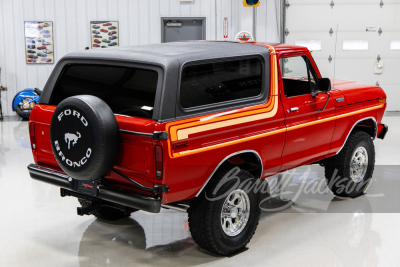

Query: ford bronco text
left=28, top=41, right=388, bottom=256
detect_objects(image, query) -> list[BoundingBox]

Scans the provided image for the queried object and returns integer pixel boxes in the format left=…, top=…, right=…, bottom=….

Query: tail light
left=29, top=122, right=36, bottom=152
left=154, top=145, right=163, bottom=180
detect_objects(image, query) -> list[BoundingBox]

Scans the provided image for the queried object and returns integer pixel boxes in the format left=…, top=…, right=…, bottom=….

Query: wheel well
left=352, top=118, right=376, bottom=138
left=194, top=151, right=263, bottom=198
left=224, top=151, right=263, bottom=179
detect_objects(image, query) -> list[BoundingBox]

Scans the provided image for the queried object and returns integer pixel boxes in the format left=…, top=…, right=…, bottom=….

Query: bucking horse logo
left=65, top=132, right=81, bottom=149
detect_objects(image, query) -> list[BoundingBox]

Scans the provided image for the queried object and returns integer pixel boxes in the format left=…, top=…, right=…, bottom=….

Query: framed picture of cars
left=90, top=21, right=119, bottom=49
left=24, top=21, right=54, bottom=64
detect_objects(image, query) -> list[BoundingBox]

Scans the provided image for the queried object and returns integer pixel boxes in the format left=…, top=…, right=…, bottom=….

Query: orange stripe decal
left=177, top=128, right=286, bottom=157
left=174, top=104, right=384, bottom=158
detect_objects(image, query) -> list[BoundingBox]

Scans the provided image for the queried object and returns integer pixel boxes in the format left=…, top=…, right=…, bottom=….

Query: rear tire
left=78, top=199, right=136, bottom=221
left=325, top=131, right=375, bottom=198
left=188, top=167, right=261, bottom=256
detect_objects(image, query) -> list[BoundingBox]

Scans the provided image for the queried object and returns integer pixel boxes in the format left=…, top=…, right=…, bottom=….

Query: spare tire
left=50, top=95, right=120, bottom=180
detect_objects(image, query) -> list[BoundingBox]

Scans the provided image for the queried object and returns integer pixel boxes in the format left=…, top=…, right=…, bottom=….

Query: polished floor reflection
left=0, top=115, right=399, bottom=266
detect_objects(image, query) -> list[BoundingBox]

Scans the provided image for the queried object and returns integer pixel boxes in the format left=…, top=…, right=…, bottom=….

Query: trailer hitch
left=77, top=203, right=102, bottom=216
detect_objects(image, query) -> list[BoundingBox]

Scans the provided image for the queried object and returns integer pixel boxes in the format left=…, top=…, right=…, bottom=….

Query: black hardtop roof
left=41, top=41, right=272, bottom=121
left=63, top=41, right=270, bottom=66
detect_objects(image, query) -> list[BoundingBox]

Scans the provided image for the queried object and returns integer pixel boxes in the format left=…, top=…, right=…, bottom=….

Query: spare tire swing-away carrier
left=28, top=96, right=169, bottom=214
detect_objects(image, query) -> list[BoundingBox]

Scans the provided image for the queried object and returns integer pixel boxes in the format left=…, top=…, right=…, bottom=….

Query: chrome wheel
left=221, top=189, right=250, bottom=237
left=350, top=147, right=368, bottom=183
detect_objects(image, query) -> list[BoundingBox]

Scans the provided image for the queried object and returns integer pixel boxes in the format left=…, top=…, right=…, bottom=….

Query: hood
left=330, top=79, right=386, bottom=105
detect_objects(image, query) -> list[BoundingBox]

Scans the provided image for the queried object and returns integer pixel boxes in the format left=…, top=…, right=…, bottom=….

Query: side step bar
left=27, top=164, right=161, bottom=213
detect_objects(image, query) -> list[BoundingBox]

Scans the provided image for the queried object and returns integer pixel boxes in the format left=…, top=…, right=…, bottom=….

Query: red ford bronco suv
left=28, top=41, right=388, bottom=256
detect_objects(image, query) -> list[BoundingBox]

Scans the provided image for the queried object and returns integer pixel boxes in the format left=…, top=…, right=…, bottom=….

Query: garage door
left=285, top=0, right=400, bottom=111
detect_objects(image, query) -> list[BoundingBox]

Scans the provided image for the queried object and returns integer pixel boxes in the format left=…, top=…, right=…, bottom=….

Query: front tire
left=325, top=131, right=375, bottom=198
left=188, top=167, right=261, bottom=256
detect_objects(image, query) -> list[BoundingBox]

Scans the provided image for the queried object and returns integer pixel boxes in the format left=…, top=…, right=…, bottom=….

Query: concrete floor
left=0, top=115, right=399, bottom=267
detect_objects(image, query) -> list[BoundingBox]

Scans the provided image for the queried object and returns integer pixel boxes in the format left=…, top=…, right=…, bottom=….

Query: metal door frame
left=161, top=17, right=206, bottom=43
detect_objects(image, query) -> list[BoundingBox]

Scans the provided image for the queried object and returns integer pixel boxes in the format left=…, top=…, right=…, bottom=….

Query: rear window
left=50, top=64, right=159, bottom=119
left=180, top=58, right=262, bottom=109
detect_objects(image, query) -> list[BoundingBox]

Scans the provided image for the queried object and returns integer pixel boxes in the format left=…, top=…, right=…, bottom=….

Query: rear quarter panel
left=32, top=104, right=156, bottom=190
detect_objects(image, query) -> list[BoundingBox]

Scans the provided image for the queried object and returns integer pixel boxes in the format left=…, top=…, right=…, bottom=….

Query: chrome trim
left=161, top=203, right=189, bottom=213
left=195, top=150, right=263, bottom=197
left=336, top=117, right=377, bottom=155
left=28, top=164, right=69, bottom=179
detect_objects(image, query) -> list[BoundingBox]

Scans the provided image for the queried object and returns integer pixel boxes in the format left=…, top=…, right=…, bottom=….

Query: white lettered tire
left=50, top=95, right=120, bottom=180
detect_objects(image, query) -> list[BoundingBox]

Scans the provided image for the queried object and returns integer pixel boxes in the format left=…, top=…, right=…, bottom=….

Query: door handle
left=290, top=107, right=299, bottom=112
left=173, top=142, right=188, bottom=149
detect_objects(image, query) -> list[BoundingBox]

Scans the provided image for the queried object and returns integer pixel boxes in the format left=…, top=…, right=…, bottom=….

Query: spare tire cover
left=50, top=95, right=120, bottom=180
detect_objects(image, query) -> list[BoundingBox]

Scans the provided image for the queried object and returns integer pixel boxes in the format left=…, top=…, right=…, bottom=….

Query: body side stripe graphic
left=175, top=104, right=384, bottom=157
left=177, top=96, right=277, bottom=140
left=286, top=104, right=384, bottom=131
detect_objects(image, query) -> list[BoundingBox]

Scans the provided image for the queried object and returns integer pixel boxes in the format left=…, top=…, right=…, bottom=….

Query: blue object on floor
left=12, top=88, right=41, bottom=119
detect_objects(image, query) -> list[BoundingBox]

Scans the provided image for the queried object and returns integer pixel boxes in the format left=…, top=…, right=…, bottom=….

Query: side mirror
left=318, top=78, right=331, bottom=91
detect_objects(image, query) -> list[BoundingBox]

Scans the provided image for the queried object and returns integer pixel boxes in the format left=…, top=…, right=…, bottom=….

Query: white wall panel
left=290, top=0, right=399, bottom=5
left=257, top=0, right=281, bottom=42
left=0, top=0, right=280, bottom=116
left=286, top=1, right=400, bottom=111
left=149, top=0, right=161, bottom=44
left=381, top=85, right=400, bottom=111
left=2, top=0, right=17, bottom=114
left=118, top=0, right=129, bottom=47
left=14, top=0, right=27, bottom=91
left=76, top=0, right=88, bottom=50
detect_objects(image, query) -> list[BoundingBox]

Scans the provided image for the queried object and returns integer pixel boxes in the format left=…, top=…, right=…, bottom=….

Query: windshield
left=50, top=64, right=159, bottom=119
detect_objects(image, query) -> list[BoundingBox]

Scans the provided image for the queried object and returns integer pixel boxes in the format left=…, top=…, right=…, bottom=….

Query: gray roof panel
left=63, top=41, right=270, bottom=66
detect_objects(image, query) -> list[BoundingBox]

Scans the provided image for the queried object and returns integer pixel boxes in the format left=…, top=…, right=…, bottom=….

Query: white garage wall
left=285, top=0, right=400, bottom=111
left=0, top=0, right=281, bottom=117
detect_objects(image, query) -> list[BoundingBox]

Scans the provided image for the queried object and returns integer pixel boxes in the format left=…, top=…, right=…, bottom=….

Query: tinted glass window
left=180, top=58, right=262, bottom=109
left=50, top=65, right=158, bottom=119
left=280, top=56, right=317, bottom=97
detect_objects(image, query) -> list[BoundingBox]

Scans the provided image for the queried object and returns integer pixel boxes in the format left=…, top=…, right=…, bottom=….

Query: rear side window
left=50, top=65, right=158, bottom=119
left=180, top=58, right=262, bottom=109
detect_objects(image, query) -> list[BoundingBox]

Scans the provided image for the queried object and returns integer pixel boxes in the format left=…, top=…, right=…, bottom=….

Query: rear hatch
left=32, top=63, right=160, bottom=191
